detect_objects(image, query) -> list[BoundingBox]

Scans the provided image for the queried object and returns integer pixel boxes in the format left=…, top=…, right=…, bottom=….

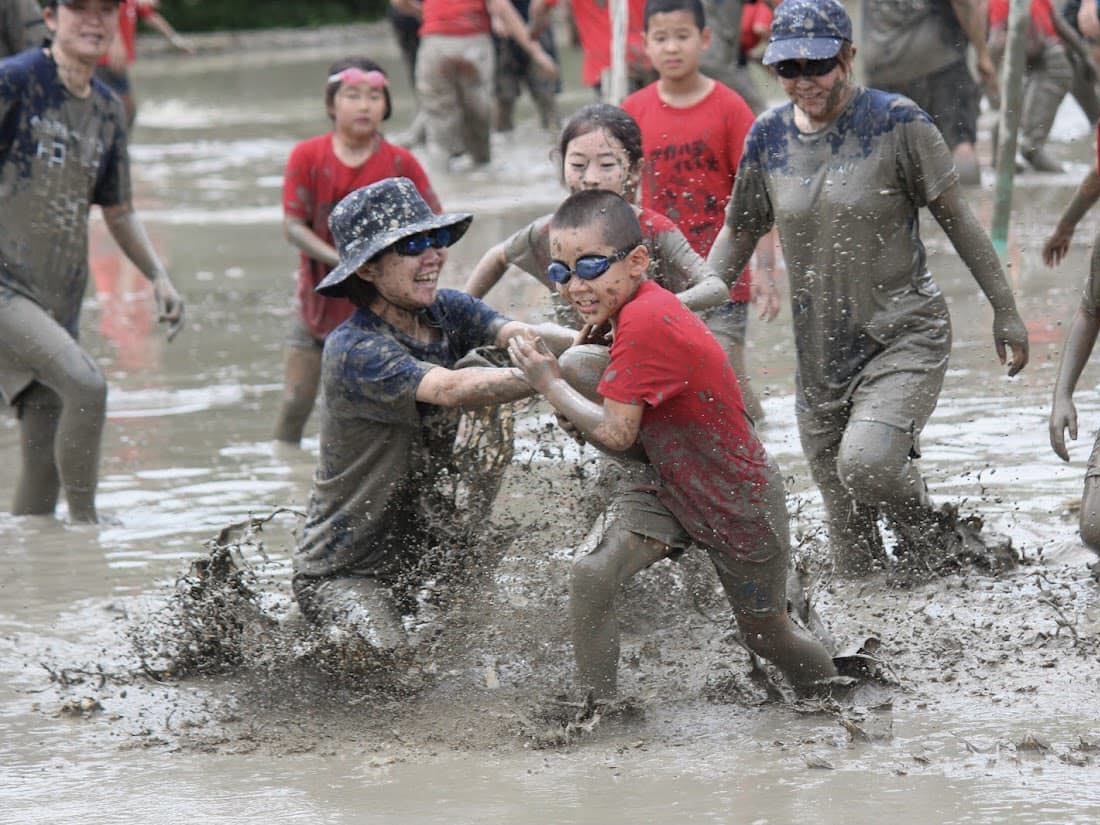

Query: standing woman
left=708, top=0, right=1029, bottom=576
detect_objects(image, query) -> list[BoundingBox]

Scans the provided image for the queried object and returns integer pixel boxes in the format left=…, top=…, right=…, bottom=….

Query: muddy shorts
left=1087, top=428, right=1100, bottom=480
left=880, top=59, right=978, bottom=149
left=285, top=317, right=324, bottom=351
left=703, top=300, right=749, bottom=348
left=797, top=330, right=949, bottom=470
left=601, top=475, right=789, bottom=619
left=0, top=287, right=90, bottom=409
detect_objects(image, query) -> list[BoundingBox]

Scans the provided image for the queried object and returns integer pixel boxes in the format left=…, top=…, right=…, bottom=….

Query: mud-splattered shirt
left=0, top=0, right=47, bottom=59
left=597, top=280, right=772, bottom=561
left=727, top=88, right=956, bottom=413
left=862, top=0, right=968, bottom=86
left=0, top=48, right=129, bottom=333
left=503, top=205, right=713, bottom=296
left=283, top=135, right=440, bottom=341
left=294, top=289, right=507, bottom=580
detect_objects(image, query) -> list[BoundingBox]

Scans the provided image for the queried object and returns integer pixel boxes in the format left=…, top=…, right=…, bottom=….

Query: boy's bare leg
left=273, top=345, right=322, bottom=444
left=13, top=385, right=62, bottom=517
left=570, top=523, right=671, bottom=699
left=734, top=610, right=838, bottom=691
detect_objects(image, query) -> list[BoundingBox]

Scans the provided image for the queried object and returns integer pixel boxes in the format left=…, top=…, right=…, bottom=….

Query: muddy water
left=3, top=28, right=1100, bottom=825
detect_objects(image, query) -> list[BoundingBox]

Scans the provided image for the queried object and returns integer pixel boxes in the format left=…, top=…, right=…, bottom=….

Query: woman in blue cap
left=707, top=0, right=1029, bottom=577
left=292, top=176, right=575, bottom=657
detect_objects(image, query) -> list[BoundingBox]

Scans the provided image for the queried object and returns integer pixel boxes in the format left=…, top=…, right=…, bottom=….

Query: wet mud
left=3, top=21, right=1100, bottom=825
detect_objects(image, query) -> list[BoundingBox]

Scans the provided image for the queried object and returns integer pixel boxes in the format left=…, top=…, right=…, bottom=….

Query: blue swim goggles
left=547, top=245, right=634, bottom=285
left=391, top=227, right=453, bottom=256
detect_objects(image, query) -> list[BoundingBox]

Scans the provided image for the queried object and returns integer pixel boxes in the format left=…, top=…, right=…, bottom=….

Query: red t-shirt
left=622, top=81, right=755, bottom=301
left=420, top=0, right=491, bottom=36
left=282, top=135, right=441, bottom=340
left=988, top=0, right=1057, bottom=39
left=598, top=281, right=771, bottom=559
left=741, top=2, right=773, bottom=52
left=97, top=0, right=156, bottom=67
left=571, top=0, right=650, bottom=88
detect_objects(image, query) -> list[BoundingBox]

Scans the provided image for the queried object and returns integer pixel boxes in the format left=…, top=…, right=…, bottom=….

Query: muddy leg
left=273, top=344, right=322, bottom=444
left=734, top=611, right=837, bottom=691
left=1020, top=44, right=1073, bottom=172
left=726, top=339, right=765, bottom=423
left=570, top=523, right=671, bottom=699
left=1079, top=476, right=1100, bottom=553
left=294, top=575, right=409, bottom=652
left=836, top=420, right=930, bottom=527
left=12, top=385, right=62, bottom=516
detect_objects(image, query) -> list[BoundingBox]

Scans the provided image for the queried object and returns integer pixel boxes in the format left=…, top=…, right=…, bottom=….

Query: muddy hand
left=154, top=275, right=186, bottom=342
left=576, top=322, right=612, bottom=347
left=993, top=309, right=1028, bottom=376
left=507, top=333, right=561, bottom=392
left=1049, top=397, right=1078, bottom=462
left=752, top=278, right=781, bottom=322
left=1042, top=227, right=1072, bottom=267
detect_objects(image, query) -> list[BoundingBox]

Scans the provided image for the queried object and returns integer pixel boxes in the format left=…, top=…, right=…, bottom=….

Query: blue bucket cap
left=762, top=0, right=852, bottom=67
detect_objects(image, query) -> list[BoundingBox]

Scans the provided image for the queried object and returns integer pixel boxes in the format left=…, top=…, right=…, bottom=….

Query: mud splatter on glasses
left=547, top=245, right=635, bottom=285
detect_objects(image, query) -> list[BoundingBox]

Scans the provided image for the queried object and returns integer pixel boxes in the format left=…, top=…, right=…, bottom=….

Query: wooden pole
left=991, top=0, right=1031, bottom=254
left=606, top=0, right=629, bottom=104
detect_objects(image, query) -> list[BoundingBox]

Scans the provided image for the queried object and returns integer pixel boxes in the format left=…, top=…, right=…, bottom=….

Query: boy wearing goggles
left=509, top=189, right=837, bottom=699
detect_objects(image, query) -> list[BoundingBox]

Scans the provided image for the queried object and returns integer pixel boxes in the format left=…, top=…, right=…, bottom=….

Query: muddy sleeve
left=92, top=99, right=131, bottom=208
left=502, top=214, right=554, bottom=288
left=725, top=148, right=774, bottom=239
left=436, top=289, right=510, bottom=352
left=330, top=336, right=433, bottom=425
left=650, top=225, right=713, bottom=293
left=896, top=109, right=959, bottom=208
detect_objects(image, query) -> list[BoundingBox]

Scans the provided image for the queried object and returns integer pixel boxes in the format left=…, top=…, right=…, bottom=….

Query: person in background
left=0, top=0, right=184, bottom=523
left=94, top=0, right=193, bottom=128
left=0, top=0, right=46, bottom=58
left=275, top=57, right=441, bottom=446
left=493, top=0, right=561, bottom=132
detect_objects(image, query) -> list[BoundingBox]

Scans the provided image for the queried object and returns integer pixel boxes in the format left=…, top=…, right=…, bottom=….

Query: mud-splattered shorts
left=597, top=462, right=790, bottom=619
left=703, top=299, right=750, bottom=348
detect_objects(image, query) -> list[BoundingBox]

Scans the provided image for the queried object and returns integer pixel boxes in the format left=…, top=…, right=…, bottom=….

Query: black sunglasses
left=391, top=227, right=453, bottom=256
left=547, top=245, right=635, bottom=285
left=773, top=56, right=839, bottom=80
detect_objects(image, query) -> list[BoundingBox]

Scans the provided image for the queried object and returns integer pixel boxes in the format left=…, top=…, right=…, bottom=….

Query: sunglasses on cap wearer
left=546, top=244, right=636, bottom=285
left=327, top=67, right=388, bottom=88
left=773, top=56, right=839, bottom=80
left=389, top=227, right=453, bottom=256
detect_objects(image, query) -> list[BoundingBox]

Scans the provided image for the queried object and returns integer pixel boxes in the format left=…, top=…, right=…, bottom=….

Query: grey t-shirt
left=0, top=48, right=130, bottom=333
left=727, top=88, right=957, bottom=412
left=862, top=0, right=968, bottom=86
left=294, top=290, right=507, bottom=581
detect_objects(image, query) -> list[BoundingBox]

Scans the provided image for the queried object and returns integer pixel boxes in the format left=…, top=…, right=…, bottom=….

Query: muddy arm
left=416, top=365, right=533, bottom=408
left=496, top=320, right=576, bottom=355
left=1051, top=306, right=1100, bottom=461
left=463, top=242, right=510, bottom=298
left=1044, top=167, right=1100, bottom=266
left=283, top=215, right=339, bottom=268
left=927, top=184, right=1028, bottom=375
left=950, top=0, right=996, bottom=95
left=102, top=204, right=185, bottom=340
left=703, top=223, right=765, bottom=296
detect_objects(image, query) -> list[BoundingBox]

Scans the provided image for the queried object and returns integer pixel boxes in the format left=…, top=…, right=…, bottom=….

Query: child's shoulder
left=290, top=132, right=333, bottom=157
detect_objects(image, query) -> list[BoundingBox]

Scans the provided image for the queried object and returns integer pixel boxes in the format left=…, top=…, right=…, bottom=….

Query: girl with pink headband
left=274, top=56, right=442, bottom=446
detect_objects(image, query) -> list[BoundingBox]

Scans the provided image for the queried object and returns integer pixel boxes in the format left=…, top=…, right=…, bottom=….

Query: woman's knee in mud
left=836, top=421, right=916, bottom=507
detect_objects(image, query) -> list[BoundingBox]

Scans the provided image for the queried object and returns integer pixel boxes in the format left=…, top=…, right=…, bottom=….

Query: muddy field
left=3, top=19, right=1100, bottom=825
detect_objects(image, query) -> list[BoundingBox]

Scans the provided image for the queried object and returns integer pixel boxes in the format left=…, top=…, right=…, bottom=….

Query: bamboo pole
left=606, top=0, right=629, bottom=104
left=991, top=0, right=1031, bottom=254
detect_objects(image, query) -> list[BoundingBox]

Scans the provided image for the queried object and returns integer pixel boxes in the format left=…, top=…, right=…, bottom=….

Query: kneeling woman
left=292, top=177, right=574, bottom=654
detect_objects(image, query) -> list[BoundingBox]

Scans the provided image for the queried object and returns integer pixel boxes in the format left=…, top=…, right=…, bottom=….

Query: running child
left=275, top=57, right=441, bottom=445
left=462, top=103, right=726, bottom=314
left=508, top=189, right=837, bottom=698
left=622, top=0, right=778, bottom=421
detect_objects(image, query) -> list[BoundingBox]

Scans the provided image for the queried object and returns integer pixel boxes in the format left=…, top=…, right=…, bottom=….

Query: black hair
left=556, top=103, right=644, bottom=184
left=643, top=0, right=705, bottom=30
left=325, top=56, right=392, bottom=121
left=550, top=189, right=644, bottom=251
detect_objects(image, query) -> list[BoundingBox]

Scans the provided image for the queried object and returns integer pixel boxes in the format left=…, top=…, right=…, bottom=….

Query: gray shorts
left=703, top=300, right=749, bottom=348
left=286, top=316, right=324, bottom=351
left=601, top=474, right=789, bottom=619
left=877, top=59, right=979, bottom=149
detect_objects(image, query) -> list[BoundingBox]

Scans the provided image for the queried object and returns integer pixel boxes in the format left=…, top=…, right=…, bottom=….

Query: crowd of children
left=5, top=0, right=1100, bottom=702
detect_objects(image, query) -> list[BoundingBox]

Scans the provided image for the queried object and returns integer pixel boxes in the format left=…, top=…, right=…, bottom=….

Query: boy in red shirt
left=508, top=189, right=836, bottom=699
left=276, top=57, right=441, bottom=445
left=622, top=0, right=776, bottom=421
